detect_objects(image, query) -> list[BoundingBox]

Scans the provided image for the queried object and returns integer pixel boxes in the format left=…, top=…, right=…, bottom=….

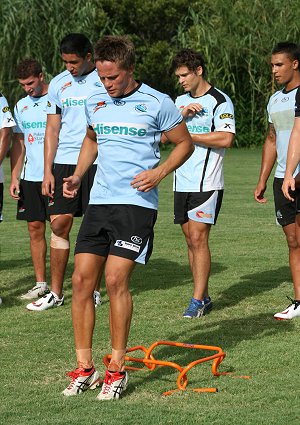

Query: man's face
left=18, top=74, right=44, bottom=97
left=62, top=53, right=92, bottom=77
left=271, top=53, right=299, bottom=86
left=96, top=60, right=134, bottom=97
left=175, top=66, right=202, bottom=94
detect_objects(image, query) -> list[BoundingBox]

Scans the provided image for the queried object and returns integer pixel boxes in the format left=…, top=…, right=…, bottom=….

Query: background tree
left=1, top=0, right=300, bottom=146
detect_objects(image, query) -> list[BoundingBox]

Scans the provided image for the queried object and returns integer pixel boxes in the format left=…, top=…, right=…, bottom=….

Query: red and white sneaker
left=62, top=367, right=101, bottom=396
left=26, top=291, right=64, bottom=311
left=97, top=370, right=128, bottom=400
left=274, top=298, right=300, bottom=320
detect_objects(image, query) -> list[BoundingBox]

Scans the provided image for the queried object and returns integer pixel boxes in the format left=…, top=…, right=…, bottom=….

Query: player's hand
left=282, top=176, right=295, bottom=201
left=131, top=169, right=163, bottom=192
left=42, top=172, right=55, bottom=197
left=63, top=175, right=81, bottom=198
left=181, top=103, right=203, bottom=119
left=9, top=179, right=20, bottom=200
left=254, top=182, right=267, bottom=203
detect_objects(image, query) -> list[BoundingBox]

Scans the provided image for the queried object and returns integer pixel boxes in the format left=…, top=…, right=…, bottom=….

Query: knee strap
left=50, top=232, right=70, bottom=249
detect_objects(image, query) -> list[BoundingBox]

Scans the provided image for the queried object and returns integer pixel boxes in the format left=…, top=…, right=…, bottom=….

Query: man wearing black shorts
left=170, top=49, right=235, bottom=318
left=10, top=59, right=49, bottom=300
left=255, top=42, right=300, bottom=320
left=27, top=34, right=102, bottom=311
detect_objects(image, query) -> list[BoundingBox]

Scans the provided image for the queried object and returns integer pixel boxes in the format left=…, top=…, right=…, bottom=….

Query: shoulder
left=49, top=70, right=70, bottom=88
left=136, top=83, right=171, bottom=105
left=208, top=87, right=232, bottom=105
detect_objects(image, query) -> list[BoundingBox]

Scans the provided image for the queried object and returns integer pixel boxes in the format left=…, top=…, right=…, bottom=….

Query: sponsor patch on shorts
left=114, top=240, right=140, bottom=252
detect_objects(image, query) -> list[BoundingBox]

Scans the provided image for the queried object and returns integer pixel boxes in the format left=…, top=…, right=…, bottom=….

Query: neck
left=191, top=79, right=211, bottom=97
left=285, top=75, right=300, bottom=91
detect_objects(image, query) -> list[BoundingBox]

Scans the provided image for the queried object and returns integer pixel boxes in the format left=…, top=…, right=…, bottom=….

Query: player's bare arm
left=9, top=133, right=25, bottom=200
left=254, top=123, right=277, bottom=203
left=191, top=130, right=234, bottom=149
left=282, top=117, right=300, bottom=200
left=63, top=127, right=98, bottom=198
left=42, top=114, right=61, bottom=197
left=131, top=121, right=194, bottom=192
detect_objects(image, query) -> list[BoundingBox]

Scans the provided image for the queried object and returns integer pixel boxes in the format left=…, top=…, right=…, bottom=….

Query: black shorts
left=17, top=180, right=48, bottom=222
left=273, top=178, right=299, bottom=226
left=75, top=204, right=157, bottom=264
left=47, top=163, right=96, bottom=217
left=174, top=190, right=223, bottom=225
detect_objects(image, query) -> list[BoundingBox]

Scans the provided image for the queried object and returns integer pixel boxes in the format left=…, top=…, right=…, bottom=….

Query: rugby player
left=170, top=49, right=235, bottom=318
left=27, top=33, right=102, bottom=311
left=0, top=93, right=15, bottom=223
left=10, top=59, right=49, bottom=300
left=255, top=42, right=300, bottom=320
left=61, top=35, right=194, bottom=399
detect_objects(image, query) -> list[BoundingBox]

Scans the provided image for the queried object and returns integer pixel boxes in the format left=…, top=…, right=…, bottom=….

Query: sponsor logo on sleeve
left=47, top=101, right=51, bottom=107
left=2, top=106, right=10, bottom=113
left=219, top=113, right=234, bottom=119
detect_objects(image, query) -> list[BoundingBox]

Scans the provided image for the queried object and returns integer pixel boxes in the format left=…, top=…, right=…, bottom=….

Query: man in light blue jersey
left=61, top=35, right=194, bottom=399
left=0, top=94, right=15, bottom=224
left=170, top=49, right=235, bottom=319
left=27, top=34, right=102, bottom=311
left=255, top=42, right=300, bottom=320
left=10, top=59, right=49, bottom=300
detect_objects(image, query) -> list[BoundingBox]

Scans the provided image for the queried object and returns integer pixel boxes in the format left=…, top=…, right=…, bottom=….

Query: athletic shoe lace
left=286, top=296, right=300, bottom=310
left=65, top=368, right=82, bottom=389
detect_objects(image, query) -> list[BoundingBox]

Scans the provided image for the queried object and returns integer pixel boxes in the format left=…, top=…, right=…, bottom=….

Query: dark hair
left=16, top=58, right=42, bottom=79
left=60, top=33, right=93, bottom=58
left=272, top=42, right=300, bottom=63
left=171, top=48, right=206, bottom=77
left=94, top=36, right=135, bottom=70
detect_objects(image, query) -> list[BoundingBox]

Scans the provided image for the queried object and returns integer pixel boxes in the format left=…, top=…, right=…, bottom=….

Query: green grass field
left=0, top=148, right=299, bottom=425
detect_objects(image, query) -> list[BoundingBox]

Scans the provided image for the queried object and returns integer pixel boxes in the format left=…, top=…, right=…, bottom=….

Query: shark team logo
left=61, top=81, right=72, bottom=92
left=135, top=104, right=147, bottom=113
left=93, top=101, right=107, bottom=113
left=21, top=105, right=28, bottom=114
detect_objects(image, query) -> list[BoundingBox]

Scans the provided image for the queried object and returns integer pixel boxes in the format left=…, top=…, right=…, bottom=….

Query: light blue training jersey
left=0, top=94, right=16, bottom=183
left=14, top=94, right=47, bottom=181
left=173, top=87, right=235, bottom=192
left=47, top=68, right=101, bottom=164
left=86, top=82, right=183, bottom=210
left=268, top=86, right=300, bottom=178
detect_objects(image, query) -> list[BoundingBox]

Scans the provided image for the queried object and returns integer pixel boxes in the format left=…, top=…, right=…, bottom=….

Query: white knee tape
left=50, top=232, right=70, bottom=249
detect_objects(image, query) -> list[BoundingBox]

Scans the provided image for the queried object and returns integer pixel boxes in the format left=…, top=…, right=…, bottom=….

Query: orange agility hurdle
left=103, top=340, right=250, bottom=396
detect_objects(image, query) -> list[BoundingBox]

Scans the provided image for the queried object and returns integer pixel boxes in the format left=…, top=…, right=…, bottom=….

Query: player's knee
left=72, top=270, right=94, bottom=298
left=50, top=214, right=73, bottom=238
left=28, top=221, right=45, bottom=240
left=50, top=232, right=70, bottom=249
left=105, top=272, right=124, bottom=297
left=286, top=233, right=299, bottom=250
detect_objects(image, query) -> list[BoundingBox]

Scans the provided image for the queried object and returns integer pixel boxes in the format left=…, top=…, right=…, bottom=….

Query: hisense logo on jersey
left=22, top=120, right=46, bottom=129
left=93, top=122, right=148, bottom=137
left=62, top=97, right=86, bottom=108
left=187, top=124, right=210, bottom=133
